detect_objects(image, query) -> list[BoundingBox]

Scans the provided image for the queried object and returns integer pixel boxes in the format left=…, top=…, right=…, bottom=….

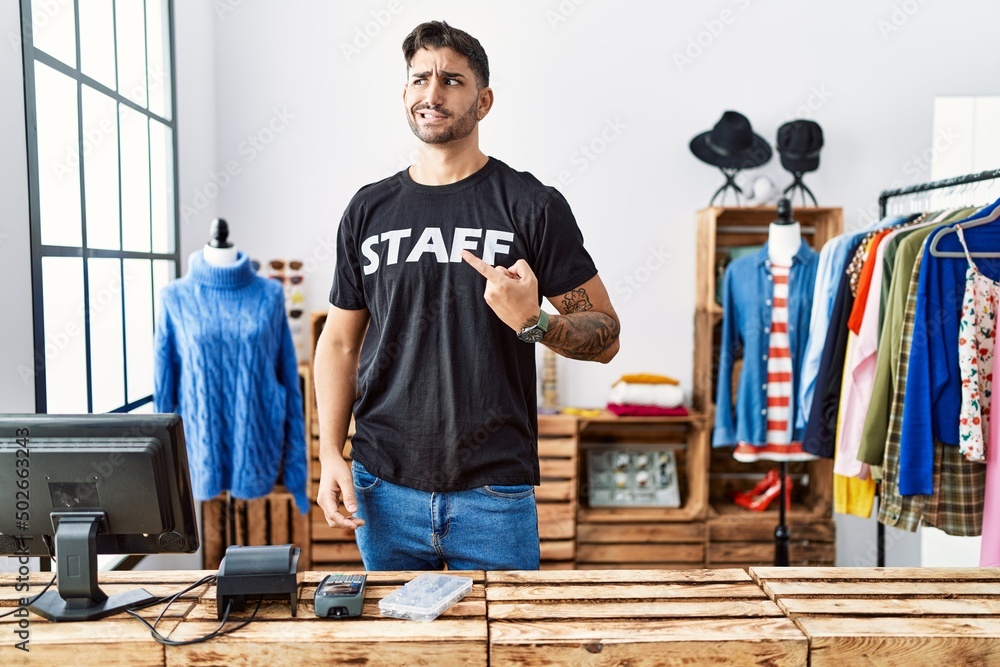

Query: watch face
left=518, top=327, right=544, bottom=343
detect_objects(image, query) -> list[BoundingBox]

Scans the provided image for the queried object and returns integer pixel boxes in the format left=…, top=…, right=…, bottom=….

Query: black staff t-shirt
left=329, top=157, right=597, bottom=492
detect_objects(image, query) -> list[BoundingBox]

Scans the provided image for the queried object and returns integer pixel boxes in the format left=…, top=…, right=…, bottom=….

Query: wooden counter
left=3, top=568, right=1000, bottom=665
left=486, top=569, right=805, bottom=666
left=750, top=567, right=1000, bottom=667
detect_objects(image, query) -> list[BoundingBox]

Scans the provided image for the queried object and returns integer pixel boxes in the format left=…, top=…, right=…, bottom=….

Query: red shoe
left=729, top=469, right=780, bottom=502
left=734, top=475, right=792, bottom=512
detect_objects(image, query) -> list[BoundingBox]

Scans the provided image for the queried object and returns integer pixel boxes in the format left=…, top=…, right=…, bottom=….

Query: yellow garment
left=614, top=373, right=679, bottom=386
left=833, top=336, right=877, bottom=518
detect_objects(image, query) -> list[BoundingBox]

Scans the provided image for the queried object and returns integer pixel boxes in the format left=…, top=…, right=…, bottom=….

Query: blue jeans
left=351, top=460, right=540, bottom=571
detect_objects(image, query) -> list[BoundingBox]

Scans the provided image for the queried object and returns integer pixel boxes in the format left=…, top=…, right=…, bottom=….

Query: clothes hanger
left=928, top=182, right=1000, bottom=258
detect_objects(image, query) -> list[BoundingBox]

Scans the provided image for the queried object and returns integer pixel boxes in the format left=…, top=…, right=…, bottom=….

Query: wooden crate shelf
left=536, top=414, right=579, bottom=567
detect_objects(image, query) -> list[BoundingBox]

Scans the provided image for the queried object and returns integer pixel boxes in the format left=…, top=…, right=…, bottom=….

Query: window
left=21, top=0, right=178, bottom=413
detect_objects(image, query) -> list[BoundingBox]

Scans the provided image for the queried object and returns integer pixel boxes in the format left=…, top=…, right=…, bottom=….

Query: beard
left=407, top=98, right=479, bottom=144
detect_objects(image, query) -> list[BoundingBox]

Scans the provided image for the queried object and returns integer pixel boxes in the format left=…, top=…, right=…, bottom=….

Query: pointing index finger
left=461, top=250, right=502, bottom=282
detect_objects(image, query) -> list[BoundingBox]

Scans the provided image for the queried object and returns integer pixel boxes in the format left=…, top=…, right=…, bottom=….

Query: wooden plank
left=291, top=508, right=311, bottom=570
left=539, top=540, right=574, bottom=562
left=539, top=458, right=575, bottom=479
left=809, top=636, right=1000, bottom=667
left=246, top=497, right=268, bottom=546
left=710, top=517, right=834, bottom=542
left=781, top=597, right=1000, bottom=616
left=311, top=542, right=363, bottom=562
left=169, top=618, right=486, bottom=642
left=201, top=498, right=225, bottom=570
left=270, top=494, right=290, bottom=544
left=0, top=619, right=178, bottom=666
left=537, top=414, right=578, bottom=437
left=577, top=522, right=705, bottom=543
left=535, top=479, right=573, bottom=502
left=170, top=641, right=487, bottom=667
left=489, top=617, right=804, bottom=641
left=538, top=437, right=577, bottom=458
left=577, top=506, right=698, bottom=523
left=492, top=638, right=804, bottom=667
left=310, top=521, right=361, bottom=543
left=751, top=567, right=1000, bottom=581
left=486, top=582, right=766, bottom=602
left=575, top=562, right=708, bottom=571
left=488, top=599, right=784, bottom=620
left=539, top=561, right=576, bottom=570
left=763, top=581, right=1000, bottom=597
left=234, top=499, right=246, bottom=545
left=709, top=541, right=835, bottom=565
left=537, top=503, right=575, bottom=540
left=576, top=543, right=704, bottom=564
left=487, top=569, right=751, bottom=584
left=801, top=615, right=1000, bottom=638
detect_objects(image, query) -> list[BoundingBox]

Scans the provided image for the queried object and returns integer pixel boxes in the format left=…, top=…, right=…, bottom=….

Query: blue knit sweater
left=153, top=250, right=308, bottom=514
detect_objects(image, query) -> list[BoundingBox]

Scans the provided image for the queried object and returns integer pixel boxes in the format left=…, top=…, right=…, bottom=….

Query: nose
left=424, top=76, right=446, bottom=106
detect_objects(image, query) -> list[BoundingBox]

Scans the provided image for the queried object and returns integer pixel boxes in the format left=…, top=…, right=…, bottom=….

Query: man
left=315, top=20, right=620, bottom=571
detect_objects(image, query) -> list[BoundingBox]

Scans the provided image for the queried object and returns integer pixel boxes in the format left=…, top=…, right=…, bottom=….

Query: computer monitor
left=0, top=413, right=200, bottom=622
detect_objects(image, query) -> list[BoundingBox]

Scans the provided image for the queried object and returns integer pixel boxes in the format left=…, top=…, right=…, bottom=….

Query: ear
left=477, top=86, right=494, bottom=121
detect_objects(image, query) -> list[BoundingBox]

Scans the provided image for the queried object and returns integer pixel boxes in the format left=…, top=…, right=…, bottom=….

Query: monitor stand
left=29, top=512, right=156, bottom=622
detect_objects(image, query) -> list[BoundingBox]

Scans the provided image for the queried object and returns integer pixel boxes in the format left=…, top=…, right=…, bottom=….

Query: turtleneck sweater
left=154, top=250, right=308, bottom=513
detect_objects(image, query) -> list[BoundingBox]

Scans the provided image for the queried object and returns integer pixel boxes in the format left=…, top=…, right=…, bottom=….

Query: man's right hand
left=316, top=458, right=366, bottom=529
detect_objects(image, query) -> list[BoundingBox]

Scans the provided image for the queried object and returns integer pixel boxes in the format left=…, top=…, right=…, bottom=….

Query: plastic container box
left=378, top=573, right=473, bottom=622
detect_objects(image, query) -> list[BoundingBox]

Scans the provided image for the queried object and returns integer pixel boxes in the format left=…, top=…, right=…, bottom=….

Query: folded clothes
left=608, top=382, right=684, bottom=408
left=614, top=373, right=680, bottom=386
left=606, top=403, right=689, bottom=417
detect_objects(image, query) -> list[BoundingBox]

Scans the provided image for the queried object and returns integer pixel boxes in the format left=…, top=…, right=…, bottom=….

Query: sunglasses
left=269, top=275, right=303, bottom=284
left=268, top=259, right=304, bottom=270
left=289, top=309, right=303, bottom=318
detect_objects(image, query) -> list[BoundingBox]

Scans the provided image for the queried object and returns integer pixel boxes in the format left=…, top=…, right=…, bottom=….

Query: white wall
left=6, top=1, right=1000, bottom=569
left=191, top=1, right=1000, bottom=569
left=0, top=2, right=36, bottom=415
left=199, top=0, right=1000, bottom=411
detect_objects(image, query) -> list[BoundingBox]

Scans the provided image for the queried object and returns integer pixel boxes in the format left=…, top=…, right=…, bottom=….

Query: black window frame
left=20, top=0, right=181, bottom=414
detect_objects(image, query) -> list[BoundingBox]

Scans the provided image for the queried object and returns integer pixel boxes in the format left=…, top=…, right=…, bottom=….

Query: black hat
left=777, top=120, right=824, bottom=173
left=690, top=111, right=772, bottom=170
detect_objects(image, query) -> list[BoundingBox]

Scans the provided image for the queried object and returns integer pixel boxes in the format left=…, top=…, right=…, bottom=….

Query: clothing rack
left=875, top=167, right=1000, bottom=566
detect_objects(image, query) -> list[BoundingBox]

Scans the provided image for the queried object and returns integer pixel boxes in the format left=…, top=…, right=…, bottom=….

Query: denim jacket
left=713, top=242, right=819, bottom=447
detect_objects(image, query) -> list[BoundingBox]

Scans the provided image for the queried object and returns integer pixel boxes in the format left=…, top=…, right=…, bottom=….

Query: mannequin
left=768, top=197, right=801, bottom=566
left=768, top=198, right=802, bottom=265
left=203, top=218, right=239, bottom=267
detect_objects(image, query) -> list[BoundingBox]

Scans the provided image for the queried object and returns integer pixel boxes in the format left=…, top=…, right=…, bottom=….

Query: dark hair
left=402, top=21, right=489, bottom=89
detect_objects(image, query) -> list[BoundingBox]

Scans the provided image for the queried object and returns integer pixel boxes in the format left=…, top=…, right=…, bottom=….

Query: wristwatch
left=517, top=310, right=549, bottom=343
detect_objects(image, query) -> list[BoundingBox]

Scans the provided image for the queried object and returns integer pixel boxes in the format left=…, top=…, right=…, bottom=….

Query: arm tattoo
left=544, top=289, right=620, bottom=361
left=561, top=289, right=593, bottom=313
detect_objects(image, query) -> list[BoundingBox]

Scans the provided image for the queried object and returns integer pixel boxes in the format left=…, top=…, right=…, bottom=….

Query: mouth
left=415, top=108, right=449, bottom=122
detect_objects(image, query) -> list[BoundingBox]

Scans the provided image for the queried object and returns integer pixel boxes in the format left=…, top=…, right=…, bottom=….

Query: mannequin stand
left=774, top=461, right=790, bottom=566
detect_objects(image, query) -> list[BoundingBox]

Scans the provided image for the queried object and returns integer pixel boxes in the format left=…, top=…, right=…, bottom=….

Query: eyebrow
left=410, top=70, right=466, bottom=80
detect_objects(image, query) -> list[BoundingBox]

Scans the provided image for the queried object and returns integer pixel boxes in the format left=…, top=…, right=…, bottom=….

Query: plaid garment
left=877, top=248, right=926, bottom=531
left=922, top=439, right=985, bottom=536
left=878, top=239, right=987, bottom=535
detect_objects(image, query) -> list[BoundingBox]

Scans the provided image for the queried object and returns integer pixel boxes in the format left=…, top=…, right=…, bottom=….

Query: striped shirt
left=736, top=264, right=815, bottom=462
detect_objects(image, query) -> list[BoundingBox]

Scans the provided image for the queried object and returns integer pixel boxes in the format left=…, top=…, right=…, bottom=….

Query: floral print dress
left=956, top=225, right=998, bottom=463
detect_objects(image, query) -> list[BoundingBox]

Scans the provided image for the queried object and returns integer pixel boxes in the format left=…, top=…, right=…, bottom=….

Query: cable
left=127, top=575, right=264, bottom=646
left=0, top=574, right=57, bottom=618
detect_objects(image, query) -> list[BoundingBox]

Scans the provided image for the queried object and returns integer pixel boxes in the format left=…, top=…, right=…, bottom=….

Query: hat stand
left=709, top=167, right=745, bottom=206
left=782, top=172, right=818, bottom=207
